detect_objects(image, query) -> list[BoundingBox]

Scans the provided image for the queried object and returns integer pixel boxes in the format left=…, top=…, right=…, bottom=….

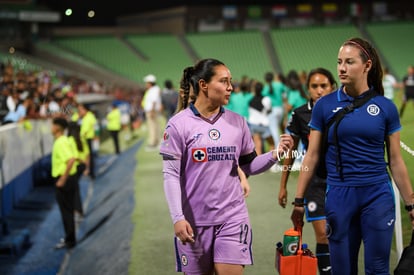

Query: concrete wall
left=0, top=120, right=53, bottom=217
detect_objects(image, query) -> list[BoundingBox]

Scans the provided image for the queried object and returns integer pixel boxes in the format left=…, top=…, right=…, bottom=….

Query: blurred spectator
left=128, top=94, right=143, bottom=137
left=47, top=93, right=61, bottom=116
left=399, top=65, right=414, bottom=117
left=161, top=79, right=178, bottom=120
left=6, top=89, right=18, bottom=113
left=60, top=94, right=77, bottom=118
left=2, top=96, right=33, bottom=125
left=106, top=103, right=121, bottom=154
left=299, top=70, right=308, bottom=93
left=248, top=81, right=273, bottom=155
left=226, top=80, right=253, bottom=120
left=382, top=67, right=397, bottom=101
left=73, top=103, right=97, bottom=179
left=38, top=96, right=49, bottom=118
left=262, top=71, right=286, bottom=147
left=117, top=101, right=131, bottom=140
left=0, top=58, right=121, bottom=125
left=284, top=70, right=309, bottom=126
left=142, top=74, right=162, bottom=150
left=0, top=86, right=11, bottom=121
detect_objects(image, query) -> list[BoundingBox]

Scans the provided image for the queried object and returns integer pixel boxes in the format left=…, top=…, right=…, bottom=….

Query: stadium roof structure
left=33, top=0, right=302, bottom=26
left=3, top=0, right=410, bottom=26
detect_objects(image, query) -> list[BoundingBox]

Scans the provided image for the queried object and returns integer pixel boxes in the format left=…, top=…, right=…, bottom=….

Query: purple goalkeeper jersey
left=160, top=104, right=255, bottom=226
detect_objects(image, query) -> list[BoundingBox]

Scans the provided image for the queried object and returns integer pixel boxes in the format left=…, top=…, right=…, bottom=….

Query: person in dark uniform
left=399, top=65, right=414, bottom=117
left=279, top=68, right=336, bottom=274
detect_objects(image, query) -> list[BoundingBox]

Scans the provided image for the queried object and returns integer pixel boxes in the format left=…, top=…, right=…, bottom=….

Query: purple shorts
left=174, top=217, right=253, bottom=274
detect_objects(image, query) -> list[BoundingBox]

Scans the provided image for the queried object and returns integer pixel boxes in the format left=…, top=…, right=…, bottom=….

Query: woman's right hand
left=291, top=206, right=305, bottom=229
left=278, top=187, right=288, bottom=208
left=174, top=220, right=195, bottom=245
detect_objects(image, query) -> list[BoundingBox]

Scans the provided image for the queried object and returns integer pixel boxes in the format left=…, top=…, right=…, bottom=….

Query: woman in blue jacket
left=291, top=37, right=414, bottom=275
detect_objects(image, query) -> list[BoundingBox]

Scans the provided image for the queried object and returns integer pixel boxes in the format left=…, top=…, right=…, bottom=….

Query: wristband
left=292, top=197, right=305, bottom=207
left=405, top=204, right=414, bottom=212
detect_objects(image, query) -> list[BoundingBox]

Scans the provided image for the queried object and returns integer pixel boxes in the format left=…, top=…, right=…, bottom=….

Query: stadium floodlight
left=65, top=8, right=72, bottom=16
left=88, top=10, right=95, bottom=18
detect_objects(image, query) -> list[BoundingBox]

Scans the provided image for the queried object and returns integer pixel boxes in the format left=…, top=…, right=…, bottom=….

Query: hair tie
left=345, top=40, right=371, bottom=60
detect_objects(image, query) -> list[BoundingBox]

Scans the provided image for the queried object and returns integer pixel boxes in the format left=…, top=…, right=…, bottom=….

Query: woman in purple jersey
left=160, top=58, right=293, bottom=275
left=176, top=71, right=251, bottom=199
left=291, top=37, right=414, bottom=274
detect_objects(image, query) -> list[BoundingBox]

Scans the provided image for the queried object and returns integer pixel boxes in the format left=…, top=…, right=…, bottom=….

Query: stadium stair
left=0, top=184, right=55, bottom=258
left=261, top=29, right=283, bottom=74
left=0, top=228, right=30, bottom=257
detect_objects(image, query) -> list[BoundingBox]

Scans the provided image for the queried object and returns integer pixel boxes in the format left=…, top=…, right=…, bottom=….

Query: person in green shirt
left=262, top=72, right=287, bottom=147
left=106, top=103, right=121, bottom=154
left=284, top=70, right=309, bottom=125
left=51, top=117, right=77, bottom=249
left=226, top=81, right=253, bottom=120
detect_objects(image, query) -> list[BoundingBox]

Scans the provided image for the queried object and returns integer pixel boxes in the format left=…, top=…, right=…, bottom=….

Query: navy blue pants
left=325, top=181, right=395, bottom=275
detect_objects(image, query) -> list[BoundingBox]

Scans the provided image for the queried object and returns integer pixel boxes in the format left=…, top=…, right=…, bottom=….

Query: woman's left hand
left=273, top=134, right=294, bottom=160
left=240, top=178, right=250, bottom=198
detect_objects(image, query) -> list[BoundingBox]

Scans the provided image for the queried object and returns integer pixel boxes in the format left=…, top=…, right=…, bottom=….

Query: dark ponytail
left=180, top=66, right=194, bottom=110
left=67, top=122, right=83, bottom=152
left=265, top=72, right=274, bottom=95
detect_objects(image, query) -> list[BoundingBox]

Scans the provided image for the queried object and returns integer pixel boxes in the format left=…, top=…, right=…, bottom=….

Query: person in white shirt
left=382, top=67, right=397, bottom=100
left=142, top=74, right=162, bottom=149
left=248, top=81, right=273, bottom=155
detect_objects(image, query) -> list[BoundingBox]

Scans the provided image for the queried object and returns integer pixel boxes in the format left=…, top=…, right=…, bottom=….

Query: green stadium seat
left=186, top=31, right=274, bottom=82
left=366, top=21, right=414, bottom=80
left=271, top=25, right=361, bottom=78
left=52, top=36, right=144, bottom=82
left=125, top=34, right=193, bottom=87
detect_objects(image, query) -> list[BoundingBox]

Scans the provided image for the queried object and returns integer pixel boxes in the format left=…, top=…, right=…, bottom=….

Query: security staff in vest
left=106, top=103, right=121, bottom=154
left=75, top=103, right=97, bottom=179
left=51, top=117, right=77, bottom=249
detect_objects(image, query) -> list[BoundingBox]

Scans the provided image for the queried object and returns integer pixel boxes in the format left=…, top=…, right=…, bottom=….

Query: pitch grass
left=128, top=91, right=413, bottom=274
left=395, top=89, right=414, bottom=242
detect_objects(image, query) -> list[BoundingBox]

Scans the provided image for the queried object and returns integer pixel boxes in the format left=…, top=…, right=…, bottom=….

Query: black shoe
left=55, top=238, right=76, bottom=249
